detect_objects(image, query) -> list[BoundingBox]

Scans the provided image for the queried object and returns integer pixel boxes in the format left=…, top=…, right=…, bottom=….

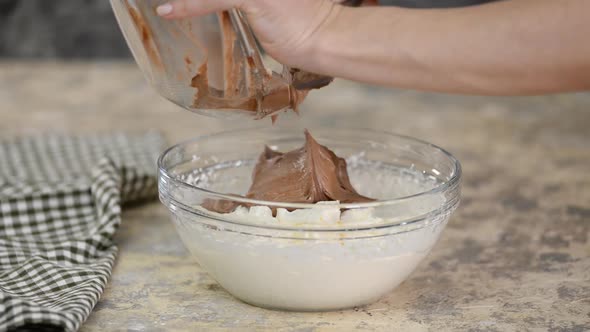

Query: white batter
left=170, top=161, right=451, bottom=311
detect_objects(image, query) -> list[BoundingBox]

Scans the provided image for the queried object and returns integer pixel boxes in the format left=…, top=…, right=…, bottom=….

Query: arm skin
left=159, top=0, right=590, bottom=95
left=308, top=0, right=590, bottom=95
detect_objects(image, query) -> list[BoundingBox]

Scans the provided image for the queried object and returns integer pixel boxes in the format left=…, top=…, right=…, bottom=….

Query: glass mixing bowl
left=158, top=127, right=461, bottom=311
left=110, top=0, right=309, bottom=120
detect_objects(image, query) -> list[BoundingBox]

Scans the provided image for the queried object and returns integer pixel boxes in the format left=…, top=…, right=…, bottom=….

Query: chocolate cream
left=190, top=12, right=316, bottom=123
left=125, top=5, right=324, bottom=122
left=203, top=130, right=374, bottom=213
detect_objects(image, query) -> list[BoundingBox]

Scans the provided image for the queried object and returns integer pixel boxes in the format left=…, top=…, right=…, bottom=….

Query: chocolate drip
left=202, top=130, right=374, bottom=214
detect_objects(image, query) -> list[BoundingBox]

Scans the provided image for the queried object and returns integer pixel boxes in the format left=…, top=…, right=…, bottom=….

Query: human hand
left=154, top=0, right=590, bottom=95
left=156, top=0, right=345, bottom=70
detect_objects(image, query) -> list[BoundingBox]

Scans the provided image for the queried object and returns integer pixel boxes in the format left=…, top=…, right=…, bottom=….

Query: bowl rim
left=158, top=126, right=462, bottom=230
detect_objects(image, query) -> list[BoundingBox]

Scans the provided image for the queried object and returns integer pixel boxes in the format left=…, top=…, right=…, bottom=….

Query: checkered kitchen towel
left=0, top=133, right=164, bottom=332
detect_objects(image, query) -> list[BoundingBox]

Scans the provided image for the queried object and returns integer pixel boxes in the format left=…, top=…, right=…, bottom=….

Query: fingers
left=156, top=0, right=243, bottom=19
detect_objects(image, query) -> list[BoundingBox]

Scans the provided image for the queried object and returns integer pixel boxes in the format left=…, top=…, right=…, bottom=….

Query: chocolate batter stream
left=123, top=6, right=372, bottom=211
left=203, top=130, right=374, bottom=213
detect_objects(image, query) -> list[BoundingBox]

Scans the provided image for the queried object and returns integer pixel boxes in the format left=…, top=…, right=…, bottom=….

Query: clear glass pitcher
left=110, top=0, right=331, bottom=121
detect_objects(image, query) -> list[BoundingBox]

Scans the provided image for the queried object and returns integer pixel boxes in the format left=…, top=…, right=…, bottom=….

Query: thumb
left=156, top=0, right=243, bottom=18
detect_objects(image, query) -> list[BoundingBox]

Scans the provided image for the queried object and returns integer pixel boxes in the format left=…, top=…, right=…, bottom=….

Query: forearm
left=308, top=0, right=590, bottom=95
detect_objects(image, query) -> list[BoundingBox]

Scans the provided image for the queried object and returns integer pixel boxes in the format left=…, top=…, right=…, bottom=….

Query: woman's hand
left=157, top=0, right=590, bottom=95
left=157, top=0, right=343, bottom=70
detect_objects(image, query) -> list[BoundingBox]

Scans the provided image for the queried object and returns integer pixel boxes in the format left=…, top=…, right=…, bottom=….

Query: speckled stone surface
left=1, top=62, right=588, bottom=331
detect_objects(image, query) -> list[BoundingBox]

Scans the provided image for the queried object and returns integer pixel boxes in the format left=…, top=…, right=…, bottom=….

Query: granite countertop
left=1, top=62, right=588, bottom=331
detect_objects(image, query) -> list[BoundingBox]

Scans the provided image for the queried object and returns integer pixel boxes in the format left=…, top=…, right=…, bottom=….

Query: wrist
left=300, top=4, right=351, bottom=75
left=303, top=6, right=411, bottom=85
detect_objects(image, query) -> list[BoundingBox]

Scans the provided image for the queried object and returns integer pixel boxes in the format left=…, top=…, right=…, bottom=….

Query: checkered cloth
left=0, top=133, right=164, bottom=332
